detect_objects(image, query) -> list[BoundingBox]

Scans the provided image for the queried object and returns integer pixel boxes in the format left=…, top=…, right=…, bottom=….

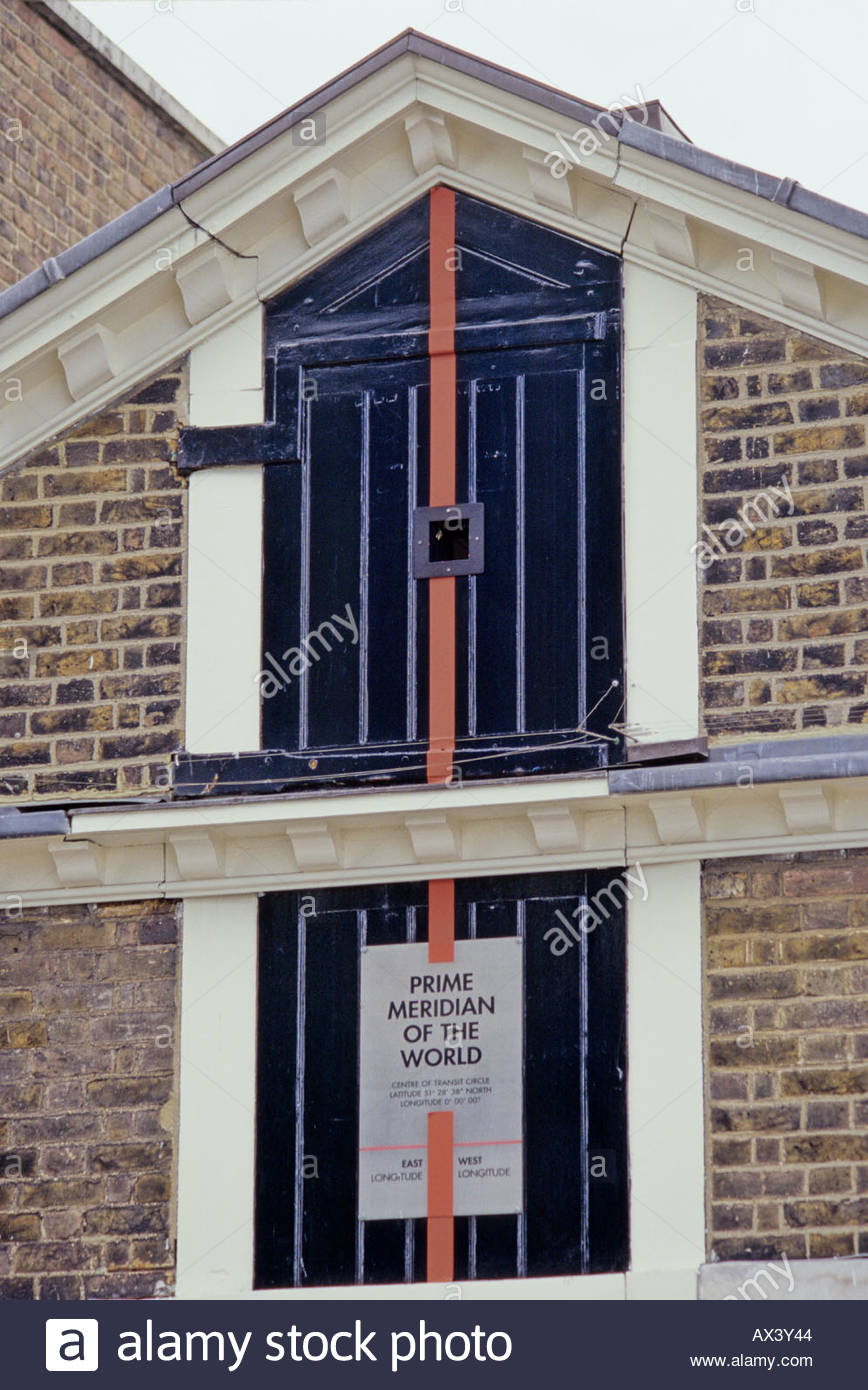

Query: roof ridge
left=1, top=27, right=867, bottom=329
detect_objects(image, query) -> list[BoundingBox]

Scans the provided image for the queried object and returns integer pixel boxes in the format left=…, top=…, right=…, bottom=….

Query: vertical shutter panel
left=585, top=865, right=630, bottom=1273
left=457, top=347, right=585, bottom=745
left=304, top=387, right=363, bottom=752
left=521, top=365, right=582, bottom=736
left=298, top=905, right=359, bottom=1287
left=261, top=464, right=302, bottom=755
left=255, top=872, right=627, bottom=1288
left=460, top=370, right=519, bottom=739
left=254, top=892, right=298, bottom=1289
left=262, top=361, right=429, bottom=763
left=523, top=885, right=587, bottom=1274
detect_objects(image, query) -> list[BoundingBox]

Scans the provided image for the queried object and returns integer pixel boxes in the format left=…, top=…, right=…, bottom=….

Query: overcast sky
left=73, top=0, right=868, bottom=213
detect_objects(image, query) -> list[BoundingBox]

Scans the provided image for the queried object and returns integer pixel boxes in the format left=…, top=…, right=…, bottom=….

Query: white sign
left=358, top=938, right=523, bottom=1220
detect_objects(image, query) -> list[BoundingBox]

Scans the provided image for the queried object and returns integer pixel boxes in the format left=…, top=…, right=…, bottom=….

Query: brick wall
left=700, top=295, right=868, bottom=740
left=0, top=0, right=211, bottom=288
left=704, top=851, right=868, bottom=1261
left=0, top=899, right=179, bottom=1299
left=0, top=363, right=187, bottom=802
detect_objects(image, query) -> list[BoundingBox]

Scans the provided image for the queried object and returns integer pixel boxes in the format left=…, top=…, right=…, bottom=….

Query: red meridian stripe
left=428, top=356, right=457, bottom=506
left=426, top=191, right=458, bottom=1279
left=427, top=877, right=455, bottom=1281
left=427, top=1110, right=454, bottom=1282
left=427, top=878, right=455, bottom=965
left=427, top=578, right=456, bottom=785
left=427, top=185, right=457, bottom=785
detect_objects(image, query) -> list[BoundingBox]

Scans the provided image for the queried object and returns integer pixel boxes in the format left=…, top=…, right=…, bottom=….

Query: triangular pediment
left=322, top=245, right=428, bottom=316
left=265, top=192, right=619, bottom=353
left=1, top=29, right=866, bottom=476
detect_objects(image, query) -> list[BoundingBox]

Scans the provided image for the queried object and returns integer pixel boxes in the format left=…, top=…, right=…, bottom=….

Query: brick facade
left=700, top=294, right=868, bottom=740
left=0, top=364, right=187, bottom=802
left=0, top=899, right=179, bottom=1299
left=0, top=0, right=211, bottom=288
left=704, top=851, right=868, bottom=1261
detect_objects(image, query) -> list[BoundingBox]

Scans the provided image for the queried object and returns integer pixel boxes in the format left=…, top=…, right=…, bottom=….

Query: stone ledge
left=700, top=1256, right=868, bottom=1300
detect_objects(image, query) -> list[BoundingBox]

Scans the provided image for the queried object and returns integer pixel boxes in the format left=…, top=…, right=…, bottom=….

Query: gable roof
left=2, top=27, right=868, bottom=474
left=0, top=28, right=661, bottom=324
left=2, top=26, right=866, bottom=330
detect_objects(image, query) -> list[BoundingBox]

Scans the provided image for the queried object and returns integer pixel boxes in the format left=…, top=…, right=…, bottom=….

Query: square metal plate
left=412, top=502, right=484, bottom=578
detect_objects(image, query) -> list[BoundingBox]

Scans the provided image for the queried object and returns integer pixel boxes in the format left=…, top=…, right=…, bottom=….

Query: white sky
left=72, top=0, right=868, bottom=213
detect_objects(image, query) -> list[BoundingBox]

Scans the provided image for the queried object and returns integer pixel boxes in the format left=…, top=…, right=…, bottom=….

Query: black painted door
left=176, top=192, right=622, bottom=796
left=261, top=352, right=619, bottom=787
left=255, top=871, right=628, bottom=1288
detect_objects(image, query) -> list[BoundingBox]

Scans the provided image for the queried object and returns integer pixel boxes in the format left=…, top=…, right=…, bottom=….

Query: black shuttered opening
left=254, top=871, right=628, bottom=1289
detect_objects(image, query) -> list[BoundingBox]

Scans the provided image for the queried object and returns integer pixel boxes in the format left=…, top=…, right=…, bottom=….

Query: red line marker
left=427, top=185, right=457, bottom=785
left=427, top=1110, right=454, bottom=1283
left=424, top=186, right=458, bottom=1278
left=428, top=877, right=455, bottom=966
left=427, top=875, right=455, bottom=1280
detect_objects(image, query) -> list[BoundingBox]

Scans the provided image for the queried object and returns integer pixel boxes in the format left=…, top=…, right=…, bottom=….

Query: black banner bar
left=4, top=1296, right=859, bottom=1387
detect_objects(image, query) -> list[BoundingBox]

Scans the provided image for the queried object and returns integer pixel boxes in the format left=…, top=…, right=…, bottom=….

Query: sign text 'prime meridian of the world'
left=358, top=939, right=524, bottom=1220
left=388, top=969, right=494, bottom=1067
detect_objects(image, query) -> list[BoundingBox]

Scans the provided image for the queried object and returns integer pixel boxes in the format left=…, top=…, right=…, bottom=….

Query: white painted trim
left=184, top=309, right=265, bottom=757
left=699, top=1256, right=868, bottom=1301
left=76, top=772, right=611, bottom=833
left=184, top=466, right=263, bottom=755
left=627, top=861, right=705, bottom=1274
left=622, top=264, right=699, bottom=746
left=621, top=238, right=868, bottom=360
left=184, top=1273, right=628, bottom=1300
left=625, top=1267, right=699, bottom=1300
left=176, top=895, right=258, bottom=1300
left=11, top=771, right=868, bottom=906
left=176, top=245, right=257, bottom=328
left=188, top=307, right=263, bottom=411
left=615, top=144, right=868, bottom=286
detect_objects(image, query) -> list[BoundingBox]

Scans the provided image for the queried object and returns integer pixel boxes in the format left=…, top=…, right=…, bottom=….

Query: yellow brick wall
left=0, top=0, right=210, bottom=288
left=700, top=294, right=868, bottom=740
left=0, top=899, right=179, bottom=1299
left=704, top=851, right=868, bottom=1261
left=0, top=364, right=187, bottom=801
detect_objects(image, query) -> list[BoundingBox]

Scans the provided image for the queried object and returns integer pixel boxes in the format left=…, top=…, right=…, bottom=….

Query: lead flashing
left=56, top=185, right=175, bottom=279
left=619, top=122, right=868, bottom=242
left=609, top=732, right=868, bottom=795
left=0, top=807, right=68, bottom=840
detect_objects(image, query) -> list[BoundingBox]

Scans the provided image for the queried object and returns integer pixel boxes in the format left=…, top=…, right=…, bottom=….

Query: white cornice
left=4, top=772, right=868, bottom=907
left=615, top=147, right=868, bottom=283
left=3, top=53, right=868, bottom=475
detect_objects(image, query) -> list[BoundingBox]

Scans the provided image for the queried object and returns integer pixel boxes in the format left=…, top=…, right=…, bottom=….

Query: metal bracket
left=412, top=502, right=484, bottom=578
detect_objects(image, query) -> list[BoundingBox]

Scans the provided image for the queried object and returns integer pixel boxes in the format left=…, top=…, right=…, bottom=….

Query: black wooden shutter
left=257, top=193, right=620, bottom=790
left=176, top=191, right=621, bottom=796
left=262, top=356, right=431, bottom=777
left=254, top=870, right=628, bottom=1288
